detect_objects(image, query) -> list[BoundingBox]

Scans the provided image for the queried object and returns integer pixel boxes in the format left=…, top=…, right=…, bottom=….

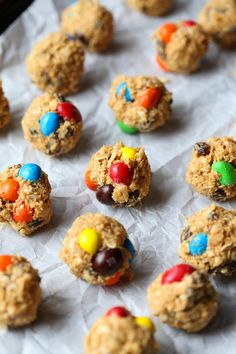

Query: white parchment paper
left=1, top=0, right=236, bottom=353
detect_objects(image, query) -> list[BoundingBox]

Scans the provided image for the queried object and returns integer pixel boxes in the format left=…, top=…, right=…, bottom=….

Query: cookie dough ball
left=0, top=255, right=41, bottom=327
left=61, top=0, right=113, bottom=52
left=127, top=0, right=172, bottom=16
left=198, top=0, right=236, bottom=48
left=186, top=137, right=236, bottom=201
left=26, top=32, right=84, bottom=95
left=60, top=213, right=135, bottom=286
left=84, top=306, right=159, bottom=354
left=154, top=20, right=209, bottom=73
left=108, top=76, right=172, bottom=133
left=0, top=80, right=11, bottom=129
left=22, top=93, right=83, bottom=156
left=0, top=163, right=52, bottom=236
left=179, top=204, right=236, bottom=275
left=85, top=142, right=152, bottom=207
left=147, top=264, right=218, bottom=332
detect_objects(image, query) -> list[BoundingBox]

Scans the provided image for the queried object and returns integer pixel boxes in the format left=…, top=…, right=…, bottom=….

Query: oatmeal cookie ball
left=154, top=20, right=209, bottom=73
left=127, top=0, right=172, bottom=16
left=84, top=306, right=159, bottom=354
left=179, top=204, right=236, bottom=275
left=186, top=137, right=236, bottom=201
left=198, top=0, right=236, bottom=48
left=60, top=213, right=135, bottom=286
left=0, top=163, right=52, bottom=236
left=26, top=32, right=84, bottom=95
left=108, top=75, right=172, bottom=134
left=85, top=142, right=152, bottom=207
left=22, top=93, right=83, bottom=156
left=0, top=80, right=11, bottom=129
left=147, top=264, right=219, bottom=332
left=61, top=0, right=113, bottom=52
left=0, top=255, right=41, bottom=327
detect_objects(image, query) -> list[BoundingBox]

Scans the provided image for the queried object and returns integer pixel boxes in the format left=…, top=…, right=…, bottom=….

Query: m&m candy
left=189, top=233, right=208, bottom=256
left=85, top=170, right=98, bottom=191
left=124, top=238, right=136, bottom=263
left=39, top=112, right=60, bottom=137
left=159, top=23, right=177, bottom=44
left=96, top=184, right=114, bottom=205
left=183, top=20, right=196, bottom=27
left=105, top=306, right=129, bottom=317
left=116, top=82, right=133, bottom=103
left=161, top=264, right=195, bottom=285
left=18, top=163, right=42, bottom=182
left=12, top=202, right=34, bottom=223
left=78, top=228, right=101, bottom=255
left=212, top=161, right=236, bottom=186
left=109, top=162, right=133, bottom=185
left=121, top=147, right=136, bottom=161
left=92, top=248, right=124, bottom=276
left=0, top=179, right=19, bottom=202
left=57, top=102, right=82, bottom=122
left=136, top=87, right=162, bottom=110
left=135, top=317, right=155, bottom=332
left=116, top=120, right=138, bottom=134
left=0, top=255, right=12, bottom=272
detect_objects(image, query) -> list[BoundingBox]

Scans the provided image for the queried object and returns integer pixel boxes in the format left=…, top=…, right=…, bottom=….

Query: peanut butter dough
left=186, top=137, right=236, bottom=201
left=22, top=93, right=83, bottom=156
left=127, top=0, right=172, bottom=16
left=108, top=75, right=172, bottom=133
left=84, top=307, right=159, bottom=354
left=85, top=142, right=152, bottom=206
left=60, top=213, right=135, bottom=286
left=179, top=204, right=236, bottom=275
left=0, top=164, right=52, bottom=236
left=154, top=21, right=208, bottom=73
left=198, top=0, right=236, bottom=48
left=26, top=32, right=84, bottom=95
left=0, top=255, right=41, bottom=328
left=0, top=80, right=11, bottom=129
left=147, top=265, right=219, bottom=332
left=61, top=0, right=113, bottom=52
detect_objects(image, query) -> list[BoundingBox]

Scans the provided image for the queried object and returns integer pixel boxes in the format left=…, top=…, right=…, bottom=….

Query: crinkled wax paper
left=1, top=0, right=236, bottom=353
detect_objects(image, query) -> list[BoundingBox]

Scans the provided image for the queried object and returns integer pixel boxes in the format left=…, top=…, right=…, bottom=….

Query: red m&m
left=57, top=102, right=82, bottom=122
left=161, top=264, right=195, bottom=285
left=109, top=162, right=133, bottom=185
left=183, top=20, right=196, bottom=27
left=105, top=306, right=129, bottom=317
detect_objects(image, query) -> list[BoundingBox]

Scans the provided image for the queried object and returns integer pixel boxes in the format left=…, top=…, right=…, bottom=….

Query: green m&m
left=212, top=161, right=236, bottom=186
left=116, top=120, right=138, bottom=134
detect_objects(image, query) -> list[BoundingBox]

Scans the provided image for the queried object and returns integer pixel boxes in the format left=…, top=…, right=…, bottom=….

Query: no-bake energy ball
left=127, top=0, right=172, bottom=16
left=147, top=264, right=219, bottom=332
left=0, top=255, right=41, bottom=328
left=22, top=93, right=83, bottom=156
left=85, top=142, right=152, bottom=206
left=60, top=213, right=136, bottom=286
left=198, top=0, right=236, bottom=48
left=154, top=20, right=208, bottom=73
left=0, top=163, right=52, bottom=236
left=179, top=204, right=236, bottom=275
left=26, top=32, right=84, bottom=95
left=61, top=0, right=113, bottom=52
left=0, top=80, right=11, bottom=129
left=108, top=76, right=172, bottom=133
left=186, top=137, right=236, bottom=201
left=84, top=306, right=159, bottom=354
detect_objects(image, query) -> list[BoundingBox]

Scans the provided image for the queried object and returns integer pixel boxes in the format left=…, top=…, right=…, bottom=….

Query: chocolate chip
left=194, top=142, right=211, bottom=156
left=211, top=189, right=226, bottom=201
left=129, top=190, right=140, bottom=200
left=96, top=184, right=114, bottom=205
left=29, top=129, right=38, bottom=136
left=65, top=127, right=74, bottom=138
left=180, top=225, right=192, bottom=242
left=207, top=211, right=219, bottom=221
left=92, top=248, right=124, bottom=276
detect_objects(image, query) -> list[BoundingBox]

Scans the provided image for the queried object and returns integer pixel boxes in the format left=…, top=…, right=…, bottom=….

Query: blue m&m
left=124, top=238, right=136, bottom=263
left=116, top=82, right=133, bottom=103
left=189, top=233, right=208, bottom=256
left=39, top=112, right=60, bottom=137
left=18, top=163, right=42, bottom=182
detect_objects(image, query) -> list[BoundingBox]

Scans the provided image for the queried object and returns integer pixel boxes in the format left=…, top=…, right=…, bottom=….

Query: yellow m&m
left=78, top=228, right=101, bottom=255
left=121, top=147, right=136, bottom=161
left=135, top=317, right=155, bottom=332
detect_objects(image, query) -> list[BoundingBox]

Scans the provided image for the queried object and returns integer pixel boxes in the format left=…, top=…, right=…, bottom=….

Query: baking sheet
left=1, top=0, right=236, bottom=353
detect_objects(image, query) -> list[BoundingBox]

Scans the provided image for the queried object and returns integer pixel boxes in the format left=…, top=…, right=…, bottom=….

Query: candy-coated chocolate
left=78, top=228, right=101, bottom=255
left=0, top=255, right=12, bottom=272
left=109, top=162, right=133, bottom=185
left=156, top=55, right=171, bottom=72
left=183, top=20, right=196, bottom=27
left=212, top=161, right=236, bottom=186
left=0, top=179, right=19, bottom=202
left=159, top=23, right=177, bottom=44
left=116, top=120, right=139, bottom=134
left=189, top=233, right=208, bottom=256
left=92, top=248, right=124, bottom=276
left=85, top=170, right=98, bottom=191
left=124, top=238, right=135, bottom=263
left=12, top=202, right=34, bottom=223
left=18, top=163, right=42, bottom=182
left=105, top=306, right=129, bottom=317
left=116, top=82, right=133, bottom=102
left=57, top=102, right=82, bottom=122
left=161, top=264, right=195, bottom=285
left=96, top=184, right=114, bottom=205
left=39, top=112, right=60, bottom=137
left=106, top=272, right=122, bottom=286
left=136, top=87, right=162, bottom=110
left=121, top=147, right=136, bottom=161
left=135, top=317, right=155, bottom=332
